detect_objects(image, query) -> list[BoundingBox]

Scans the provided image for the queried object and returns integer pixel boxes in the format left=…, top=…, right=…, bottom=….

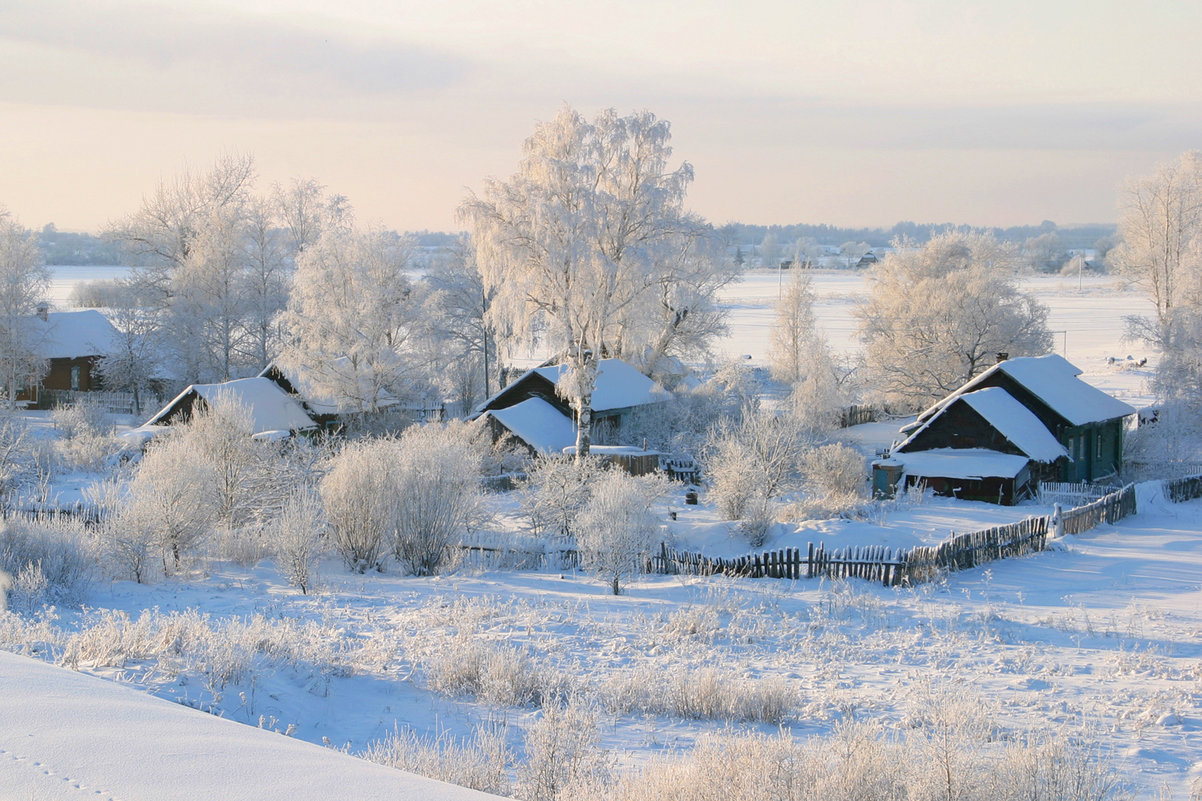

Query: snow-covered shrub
left=1123, top=402, right=1202, bottom=480
left=122, top=431, right=219, bottom=574
left=362, top=724, right=512, bottom=796
left=420, top=632, right=568, bottom=707
left=0, top=413, right=37, bottom=507
left=320, top=423, right=484, bottom=576
left=51, top=399, right=116, bottom=471
left=736, top=492, right=775, bottom=547
left=0, top=517, right=96, bottom=609
left=516, top=698, right=611, bottom=801
left=785, top=443, right=869, bottom=520
left=390, top=421, right=485, bottom=576
left=601, top=665, right=797, bottom=724
left=519, top=455, right=604, bottom=540
left=703, top=409, right=809, bottom=520
left=575, top=470, right=670, bottom=595
left=320, top=438, right=397, bottom=573
left=270, top=487, right=326, bottom=594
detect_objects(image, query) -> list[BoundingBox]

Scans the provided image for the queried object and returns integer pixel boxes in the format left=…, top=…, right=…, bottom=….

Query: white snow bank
left=0, top=650, right=501, bottom=801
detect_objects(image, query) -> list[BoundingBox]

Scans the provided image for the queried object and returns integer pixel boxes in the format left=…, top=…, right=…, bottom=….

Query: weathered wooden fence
left=648, top=483, right=1138, bottom=587
left=1037, top=481, right=1112, bottom=507
left=1056, top=483, right=1137, bottom=535
left=1164, top=474, right=1202, bottom=503
left=838, top=404, right=880, bottom=428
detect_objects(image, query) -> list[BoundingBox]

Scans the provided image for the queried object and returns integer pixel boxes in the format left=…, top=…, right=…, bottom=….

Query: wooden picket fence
left=648, top=483, right=1138, bottom=588
left=1057, top=484, right=1137, bottom=536
left=1164, top=474, right=1202, bottom=503
left=1037, top=481, right=1112, bottom=507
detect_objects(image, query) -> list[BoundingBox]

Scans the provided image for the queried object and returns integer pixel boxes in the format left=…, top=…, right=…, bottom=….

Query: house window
left=70, top=365, right=81, bottom=391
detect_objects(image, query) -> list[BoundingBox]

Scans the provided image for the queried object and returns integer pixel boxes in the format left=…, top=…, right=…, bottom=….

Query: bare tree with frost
left=0, top=209, right=48, bottom=408
left=461, top=107, right=699, bottom=459
left=857, top=231, right=1051, bottom=410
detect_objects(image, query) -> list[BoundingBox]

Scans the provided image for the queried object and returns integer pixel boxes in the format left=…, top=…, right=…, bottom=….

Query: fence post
left=1050, top=503, right=1062, bottom=539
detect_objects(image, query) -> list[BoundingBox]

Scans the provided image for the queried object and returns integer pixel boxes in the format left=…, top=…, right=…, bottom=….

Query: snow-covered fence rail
left=1163, top=473, right=1202, bottom=503
left=1057, top=484, right=1136, bottom=536
left=1038, top=481, right=1112, bottom=507
left=648, top=484, right=1138, bottom=588
left=898, top=516, right=1049, bottom=582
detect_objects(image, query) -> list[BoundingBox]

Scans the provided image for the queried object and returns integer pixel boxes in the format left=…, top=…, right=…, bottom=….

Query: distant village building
left=14, top=307, right=121, bottom=408
left=138, top=377, right=318, bottom=440
left=880, top=354, right=1135, bottom=504
left=472, top=358, right=670, bottom=472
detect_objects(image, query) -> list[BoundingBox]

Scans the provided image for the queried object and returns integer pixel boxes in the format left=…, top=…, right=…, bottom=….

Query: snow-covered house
left=15, top=307, right=121, bottom=407
left=141, top=377, right=318, bottom=439
left=259, top=361, right=443, bottom=432
left=885, top=355, right=1136, bottom=503
left=472, top=358, right=670, bottom=459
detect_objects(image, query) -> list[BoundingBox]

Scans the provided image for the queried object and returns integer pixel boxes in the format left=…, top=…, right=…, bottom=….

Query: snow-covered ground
left=3, top=486, right=1200, bottom=798
left=9, top=264, right=1192, bottom=799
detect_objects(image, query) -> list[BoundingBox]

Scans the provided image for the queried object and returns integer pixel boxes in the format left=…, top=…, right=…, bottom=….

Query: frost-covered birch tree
left=0, top=209, right=48, bottom=407
left=1114, top=151, right=1202, bottom=331
left=277, top=228, right=427, bottom=415
left=461, top=107, right=696, bottom=459
left=857, top=231, right=1051, bottom=409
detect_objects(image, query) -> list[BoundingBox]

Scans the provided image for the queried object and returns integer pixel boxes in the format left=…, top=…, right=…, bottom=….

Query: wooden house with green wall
left=885, top=355, right=1136, bottom=503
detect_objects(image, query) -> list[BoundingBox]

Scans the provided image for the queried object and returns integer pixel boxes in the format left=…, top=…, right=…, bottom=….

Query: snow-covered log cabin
left=884, top=354, right=1136, bottom=503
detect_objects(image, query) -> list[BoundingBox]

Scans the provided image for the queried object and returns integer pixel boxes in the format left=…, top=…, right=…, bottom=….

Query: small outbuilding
left=14, top=308, right=121, bottom=408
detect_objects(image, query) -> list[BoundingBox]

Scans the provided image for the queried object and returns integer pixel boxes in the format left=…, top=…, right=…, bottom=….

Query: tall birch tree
left=460, top=107, right=695, bottom=458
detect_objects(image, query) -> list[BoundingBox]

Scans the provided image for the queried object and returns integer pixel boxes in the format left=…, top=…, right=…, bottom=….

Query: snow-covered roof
left=147, top=377, right=317, bottom=434
left=265, top=358, right=405, bottom=416
left=913, top=354, right=1135, bottom=428
left=897, top=387, right=1068, bottom=463
left=28, top=310, right=120, bottom=359
left=0, top=650, right=502, bottom=801
left=483, top=397, right=577, bottom=455
left=530, top=359, right=670, bottom=411
left=896, top=448, right=1030, bottom=480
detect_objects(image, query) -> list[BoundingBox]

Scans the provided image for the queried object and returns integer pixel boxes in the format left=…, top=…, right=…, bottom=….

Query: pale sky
left=1, top=0, right=1200, bottom=234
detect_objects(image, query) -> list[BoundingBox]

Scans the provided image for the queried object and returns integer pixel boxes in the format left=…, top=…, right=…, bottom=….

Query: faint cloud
left=0, top=0, right=469, bottom=117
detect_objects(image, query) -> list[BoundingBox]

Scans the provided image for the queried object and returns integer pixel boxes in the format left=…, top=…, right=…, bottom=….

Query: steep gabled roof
left=147, top=377, right=317, bottom=435
left=896, top=387, right=1068, bottom=463
left=473, top=358, right=670, bottom=418
left=481, top=397, right=576, bottom=455
left=910, top=354, right=1135, bottom=430
left=30, top=310, right=120, bottom=359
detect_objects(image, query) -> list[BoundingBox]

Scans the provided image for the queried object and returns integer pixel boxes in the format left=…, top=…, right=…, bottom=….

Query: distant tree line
left=722, top=220, right=1117, bottom=251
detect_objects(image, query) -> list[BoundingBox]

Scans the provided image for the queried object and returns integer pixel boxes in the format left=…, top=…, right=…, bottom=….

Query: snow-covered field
left=6, top=265, right=1196, bottom=799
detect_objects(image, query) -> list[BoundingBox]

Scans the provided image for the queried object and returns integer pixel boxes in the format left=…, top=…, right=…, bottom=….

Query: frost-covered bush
left=362, top=724, right=512, bottom=796
left=519, top=455, right=604, bottom=540
left=703, top=409, right=810, bottom=520
left=516, top=698, right=611, bottom=801
left=786, top=443, right=869, bottom=520
left=601, top=665, right=796, bottom=724
left=321, top=423, right=485, bottom=575
left=0, top=517, right=96, bottom=610
left=51, top=399, right=116, bottom=471
left=0, top=413, right=37, bottom=507
left=270, top=487, right=326, bottom=594
left=575, top=470, right=670, bottom=595
left=122, top=432, right=218, bottom=574
left=390, top=421, right=485, bottom=576
left=320, top=438, right=397, bottom=573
